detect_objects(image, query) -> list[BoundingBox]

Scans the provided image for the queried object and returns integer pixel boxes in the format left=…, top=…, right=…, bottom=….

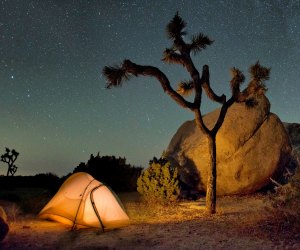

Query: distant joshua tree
left=1, top=147, right=19, bottom=176
left=103, top=12, right=270, bottom=214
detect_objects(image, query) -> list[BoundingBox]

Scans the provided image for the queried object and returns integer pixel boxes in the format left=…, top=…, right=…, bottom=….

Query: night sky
left=1, top=0, right=299, bottom=176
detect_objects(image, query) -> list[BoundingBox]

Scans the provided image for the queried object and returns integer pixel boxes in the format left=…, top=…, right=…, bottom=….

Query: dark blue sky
left=1, top=0, right=299, bottom=176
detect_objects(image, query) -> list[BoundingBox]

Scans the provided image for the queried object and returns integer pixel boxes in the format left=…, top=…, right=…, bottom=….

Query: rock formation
left=0, top=206, right=9, bottom=242
left=167, top=95, right=292, bottom=195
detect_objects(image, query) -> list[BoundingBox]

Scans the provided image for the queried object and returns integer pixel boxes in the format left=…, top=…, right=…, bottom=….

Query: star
left=0, top=0, right=299, bottom=176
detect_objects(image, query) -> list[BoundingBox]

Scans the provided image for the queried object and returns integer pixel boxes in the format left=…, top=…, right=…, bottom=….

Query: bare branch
left=230, top=67, right=245, bottom=99
left=270, top=177, right=282, bottom=187
left=201, top=65, right=226, bottom=104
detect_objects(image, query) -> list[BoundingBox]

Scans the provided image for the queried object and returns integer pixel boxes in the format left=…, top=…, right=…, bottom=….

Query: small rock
left=0, top=217, right=9, bottom=242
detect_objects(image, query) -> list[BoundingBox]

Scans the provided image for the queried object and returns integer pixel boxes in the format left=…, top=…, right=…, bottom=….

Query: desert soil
left=1, top=193, right=300, bottom=250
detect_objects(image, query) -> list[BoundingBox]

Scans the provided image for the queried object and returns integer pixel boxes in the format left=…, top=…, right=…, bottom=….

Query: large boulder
left=167, top=95, right=292, bottom=195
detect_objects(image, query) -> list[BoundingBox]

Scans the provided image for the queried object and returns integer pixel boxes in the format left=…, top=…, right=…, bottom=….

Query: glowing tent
left=39, top=172, right=130, bottom=230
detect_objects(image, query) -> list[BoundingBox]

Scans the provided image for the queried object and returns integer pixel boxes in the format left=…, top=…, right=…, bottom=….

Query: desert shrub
left=137, top=158, right=180, bottom=204
left=0, top=193, right=21, bottom=202
left=0, top=173, right=60, bottom=192
left=73, top=154, right=143, bottom=192
left=19, top=192, right=51, bottom=214
left=268, top=150, right=300, bottom=227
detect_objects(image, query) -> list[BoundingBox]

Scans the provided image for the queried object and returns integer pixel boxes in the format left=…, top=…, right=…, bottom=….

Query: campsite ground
left=1, top=191, right=300, bottom=250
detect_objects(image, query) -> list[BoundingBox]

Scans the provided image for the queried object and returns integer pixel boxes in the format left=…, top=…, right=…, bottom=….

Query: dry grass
left=125, top=199, right=206, bottom=224
left=1, top=191, right=300, bottom=249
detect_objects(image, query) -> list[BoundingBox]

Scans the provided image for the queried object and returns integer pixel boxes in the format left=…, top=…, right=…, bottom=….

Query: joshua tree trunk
left=205, top=134, right=217, bottom=214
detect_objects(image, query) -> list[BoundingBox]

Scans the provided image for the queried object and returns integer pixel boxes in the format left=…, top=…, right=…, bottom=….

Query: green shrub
left=137, top=159, right=180, bottom=204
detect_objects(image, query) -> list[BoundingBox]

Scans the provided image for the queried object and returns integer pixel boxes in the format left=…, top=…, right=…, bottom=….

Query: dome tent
left=39, top=172, right=129, bottom=230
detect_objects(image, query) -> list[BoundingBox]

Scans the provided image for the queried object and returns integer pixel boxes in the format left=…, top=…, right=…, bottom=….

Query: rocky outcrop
left=0, top=206, right=9, bottom=242
left=167, top=95, right=292, bottom=196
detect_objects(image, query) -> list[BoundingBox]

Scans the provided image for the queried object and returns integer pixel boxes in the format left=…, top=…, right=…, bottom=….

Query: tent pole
left=71, top=179, right=95, bottom=231
left=90, top=185, right=105, bottom=232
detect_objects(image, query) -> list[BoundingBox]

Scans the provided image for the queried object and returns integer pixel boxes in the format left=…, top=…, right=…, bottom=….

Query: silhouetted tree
left=1, top=148, right=19, bottom=176
left=103, top=12, right=270, bottom=214
left=73, top=153, right=143, bottom=192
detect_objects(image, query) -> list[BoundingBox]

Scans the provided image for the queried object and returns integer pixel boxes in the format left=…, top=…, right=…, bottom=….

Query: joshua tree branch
left=211, top=97, right=235, bottom=136
left=1, top=158, right=9, bottom=164
left=117, top=60, right=195, bottom=110
left=194, top=108, right=210, bottom=134
left=162, top=49, right=185, bottom=66
left=201, top=65, right=226, bottom=104
left=202, top=82, right=226, bottom=104
left=170, top=38, right=225, bottom=106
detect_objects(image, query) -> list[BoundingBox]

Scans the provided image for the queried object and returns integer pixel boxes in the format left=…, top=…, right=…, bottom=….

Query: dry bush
left=9, top=204, right=21, bottom=222
left=123, top=197, right=206, bottom=224
left=267, top=149, right=300, bottom=229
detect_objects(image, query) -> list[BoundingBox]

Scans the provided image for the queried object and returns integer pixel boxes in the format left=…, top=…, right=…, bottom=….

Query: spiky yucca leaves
left=177, top=80, right=194, bottom=96
left=249, top=61, right=270, bottom=82
left=190, top=33, right=214, bottom=54
left=230, top=67, right=245, bottom=98
left=102, top=64, right=131, bottom=88
left=166, top=12, right=187, bottom=40
left=162, top=48, right=183, bottom=64
left=246, top=61, right=271, bottom=96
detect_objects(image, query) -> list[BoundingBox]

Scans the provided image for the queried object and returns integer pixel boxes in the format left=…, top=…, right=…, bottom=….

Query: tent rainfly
left=39, top=172, right=130, bottom=230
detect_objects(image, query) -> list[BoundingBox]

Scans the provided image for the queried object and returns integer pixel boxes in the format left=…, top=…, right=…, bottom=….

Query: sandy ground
left=1, top=194, right=300, bottom=250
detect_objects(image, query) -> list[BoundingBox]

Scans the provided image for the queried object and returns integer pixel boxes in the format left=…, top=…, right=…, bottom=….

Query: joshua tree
left=102, top=12, right=270, bottom=214
left=1, top=147, right=19, bottom=176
